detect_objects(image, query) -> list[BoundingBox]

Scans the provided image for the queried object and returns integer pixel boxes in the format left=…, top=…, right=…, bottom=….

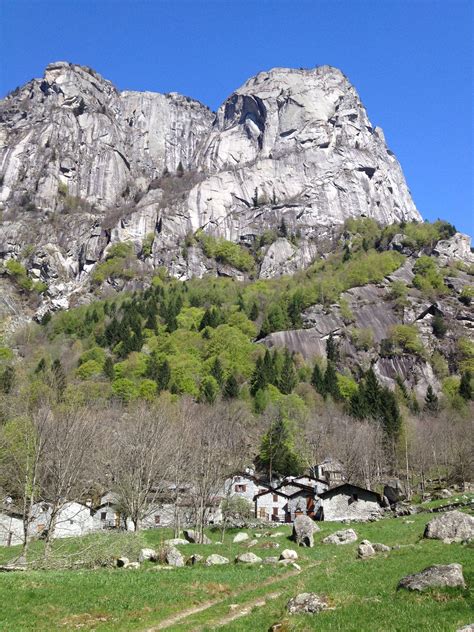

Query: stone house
left=317, top=483, right=384, bottom=521
left=254, top=489, right=289, bottom=522
left=313, top=458, right=346, bottom=487
left=30, top=501, right=96, bottom=539
left=93, top=493, right=132, bottom=531
left=283, top=475, right=328, bottom=496
left=223, top=473, right=272, bottom=505
left=254, top=483, right=319, bottom=522
left=0, top=510, right=24, bottom=546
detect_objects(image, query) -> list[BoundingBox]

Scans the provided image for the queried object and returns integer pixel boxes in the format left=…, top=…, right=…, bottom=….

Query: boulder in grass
left=233, top=532, right=249, bottom=543
left=456, top=625, right=474, bottom=632
left=126, top=561, right=140, bottom=569
left=186, top=554, right=203, bottom=565
left=165, top=538, right=189, bottom=546
left=205, top=554, right=229, bottom=566
left=398, top=564, right=465, bottom=591
left=279, top=549, right=298, bottom=561
left=292, top=515, right=318, bottom=548
left=183, top=529, right=212, bottom=544
left=165, top=546, right=185, bottom=567
left=287, top=592, right=329, bottom=615
left=139, top=548, right=157, bottom=562
left=372, top=542, right=391, bottom=553
left=116, top=557, right=129, bottom=568
left=235, top=552, right=262, bottom=564
left=357, top=540, right=375, bottom=559
left=322, top=528, right=357, bottom=545
left=424, top=511, right=474, bottom=543
left=263, top=556, right=280, bottom=564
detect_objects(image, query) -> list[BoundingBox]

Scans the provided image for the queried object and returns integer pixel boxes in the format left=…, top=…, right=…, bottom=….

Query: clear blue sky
left=1, top=0, right=472, bottom=235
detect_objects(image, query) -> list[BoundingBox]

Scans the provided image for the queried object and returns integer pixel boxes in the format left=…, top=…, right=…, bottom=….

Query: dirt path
left=145, top=562, right=318, bottom=631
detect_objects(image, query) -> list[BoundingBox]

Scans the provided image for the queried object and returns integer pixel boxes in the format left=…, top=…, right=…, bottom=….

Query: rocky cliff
left=1, top=61, right=423, bottom=314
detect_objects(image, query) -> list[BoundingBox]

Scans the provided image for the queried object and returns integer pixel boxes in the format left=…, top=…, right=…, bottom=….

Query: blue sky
left=1, top=0, right=472, bottom=235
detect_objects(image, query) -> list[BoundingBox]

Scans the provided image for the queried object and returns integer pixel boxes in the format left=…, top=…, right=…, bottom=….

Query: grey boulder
left=165, top=546, right=185, bottom=567
left=205, top=554, right=229, bottom=566
left=292, top=515, right=318, bottom=547
left=235, top=552, right=262, bottom=564
left=357, top=540, right=375, bottom=559
left=287, top=592, right=329, bottom=615
left=323, top=529, right=358, bottom=545
left=183, top=529, right=212, bottom=544
left=424, top=511, right=474, bottom=543
left=398, top=564, right=466, bottom=591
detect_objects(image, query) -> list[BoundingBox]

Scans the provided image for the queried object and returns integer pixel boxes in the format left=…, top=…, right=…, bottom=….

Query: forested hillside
left=1, top=218, right=473, bottom=494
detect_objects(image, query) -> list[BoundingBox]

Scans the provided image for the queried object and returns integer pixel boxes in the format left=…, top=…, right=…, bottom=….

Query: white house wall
left=0, top=513, right=23, bottom=546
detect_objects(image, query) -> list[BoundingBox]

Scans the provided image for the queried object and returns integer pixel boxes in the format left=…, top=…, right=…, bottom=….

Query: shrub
left=196, top=231, right=255, bottom=272
left=413, top=256, right=446, bottom=294
left=350, top=327, right=374, bottom=351
left=75, top=360, right=103, bottom=380
left=111, top=378, right=139, bottom=402
left=389, top=324, right=424, bottom=355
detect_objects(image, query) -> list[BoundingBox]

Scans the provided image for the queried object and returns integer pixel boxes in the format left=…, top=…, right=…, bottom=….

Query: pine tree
left=279, top=349, right=296, bottom=394
left=287, top=292, right=303, bottom=327
left=342, top=243, right=351, bottom=262
left=250, top=357, right=267, bottom=396
left=249, top=301, right=259, bottom=321
left=210, top=357, right=224, bottom=386
left=199, top=376, right=218, bottom=404
left=324, top=361, right=340, bottom=399
left=459, top=371, right=472, bottom=400
left=103, top=356, right=115, bottom=380
left=326, top=333, right=340, bottom=363
left=364, top=368, right=381, bottom=419
left=259, top=415, right=303, bottom=479
left=0, top=366, right=15, bottom=394
left=424, top=384, right=439, bottom=412
left=223, top=374, right=239, bottom=399
left=380, top=387, right=402, bottom=438
left=156, top=359, right=171, bottom=392
left=51, top=359, right=66, bottom=402
left=311, top=362, right=325, bottom=395
left=349, top=388, right=368, bottom=419
left=262, top=349, right=275, bottom=385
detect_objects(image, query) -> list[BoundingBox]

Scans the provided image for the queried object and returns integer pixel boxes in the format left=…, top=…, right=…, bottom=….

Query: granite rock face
left=0, top=61, right=421, bottom=310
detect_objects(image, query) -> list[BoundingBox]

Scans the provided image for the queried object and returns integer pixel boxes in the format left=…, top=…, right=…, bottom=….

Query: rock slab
left=398, top=564, right=466, bottom=591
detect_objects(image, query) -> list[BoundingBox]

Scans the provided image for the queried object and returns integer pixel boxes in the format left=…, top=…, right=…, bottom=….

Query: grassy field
left=0, top=510, right=472, bottom=631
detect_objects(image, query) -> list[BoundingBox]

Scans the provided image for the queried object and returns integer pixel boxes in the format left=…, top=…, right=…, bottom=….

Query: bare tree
left=0, top=407, right=50, bottom=559
left=108, top=402, right=173, bottom=531
left=185, top=400, right=247, bottom=543
left=38, top=407, right=101, bottom=557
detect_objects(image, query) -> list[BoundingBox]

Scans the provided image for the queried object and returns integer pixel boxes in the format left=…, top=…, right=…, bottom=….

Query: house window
left=272, top=494, right=278, bottom=503
left=154, top=515, right=161, bottom=524
left=272, top=507, right=278, bottom=516
left=235, top=484, right=247, bottom=492
left=69, top=520, right=74, bottom=525
left=100, top=512, right=107, bottom=521
left=259, top=508, right=267, bottom=519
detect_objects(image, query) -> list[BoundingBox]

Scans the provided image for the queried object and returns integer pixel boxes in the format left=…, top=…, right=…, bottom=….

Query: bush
left=75, top=360, right=103, bottom=380
left=413, top=256, right=446, bottom=294
left=389, top=324, right=424, bottom=355
left=112, top=378, right=139, bottom=402
left=196, top=231, right=255, bottom=272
